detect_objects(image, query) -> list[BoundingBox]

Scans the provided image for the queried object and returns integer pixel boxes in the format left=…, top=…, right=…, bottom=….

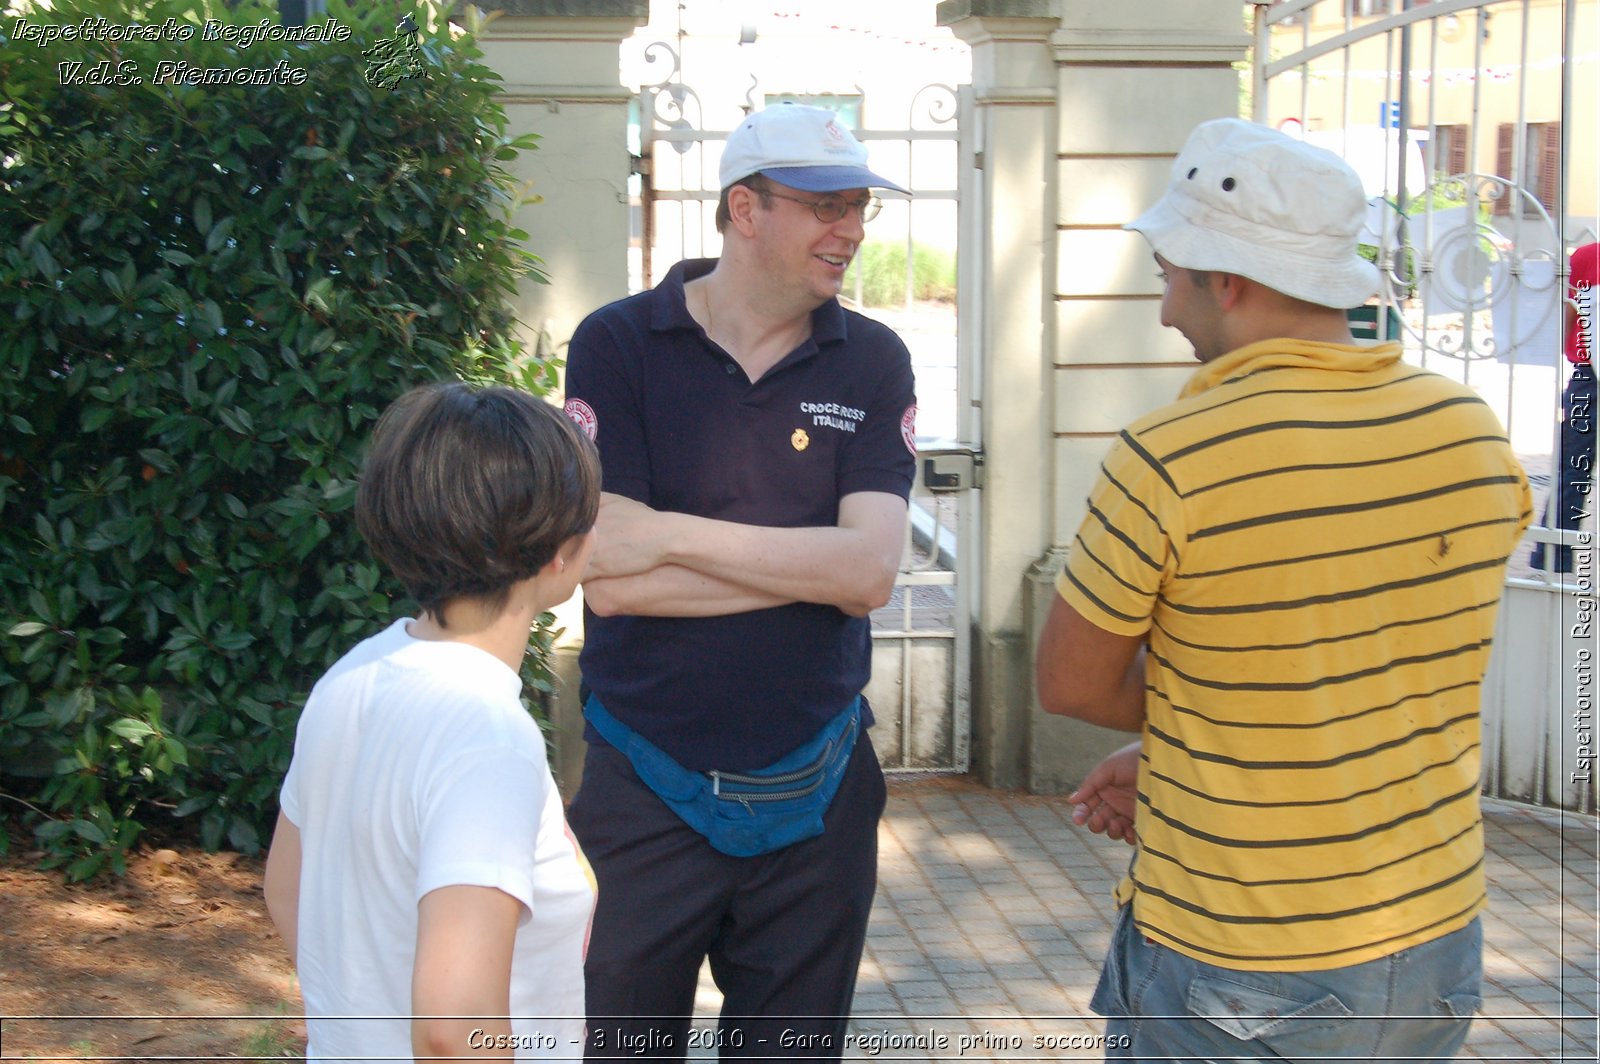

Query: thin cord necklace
left=701, top=282, right=715, bottom=341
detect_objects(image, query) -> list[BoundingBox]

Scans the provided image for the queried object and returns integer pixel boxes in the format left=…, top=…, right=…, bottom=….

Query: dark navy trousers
left=567, top=731, right=885, bottom=1062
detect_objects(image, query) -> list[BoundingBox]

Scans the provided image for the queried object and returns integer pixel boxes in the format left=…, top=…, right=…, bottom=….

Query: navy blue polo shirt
left=564, top=258, right=917, bottom=771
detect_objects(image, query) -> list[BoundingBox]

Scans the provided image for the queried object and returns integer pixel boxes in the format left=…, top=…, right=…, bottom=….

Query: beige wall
left=480, top=7, right=648, bottom=359
left=1033, top=4, right=1251, bottom=791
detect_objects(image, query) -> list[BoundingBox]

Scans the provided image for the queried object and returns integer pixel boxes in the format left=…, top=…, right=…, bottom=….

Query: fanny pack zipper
left=708, top=717, right=857, bottom=802
left=718, top=775, right=828, bottom=808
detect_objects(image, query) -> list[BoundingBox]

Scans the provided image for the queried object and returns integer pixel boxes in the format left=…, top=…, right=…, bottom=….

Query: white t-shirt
left=280, top=618, right=594, bottom=1062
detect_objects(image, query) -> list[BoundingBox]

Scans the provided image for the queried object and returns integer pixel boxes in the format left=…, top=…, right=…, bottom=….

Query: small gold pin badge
left=791, top=428, right=810, bottom=451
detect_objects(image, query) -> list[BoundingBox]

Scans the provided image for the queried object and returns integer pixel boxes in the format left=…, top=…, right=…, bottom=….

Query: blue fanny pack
left=583, top=694, right=860, bottom=858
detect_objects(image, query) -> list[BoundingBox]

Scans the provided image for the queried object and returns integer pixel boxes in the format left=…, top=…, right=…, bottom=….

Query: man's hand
left=587, top=493, right=677, bottom=579
left=1067, top=740, right=1142, bottom=846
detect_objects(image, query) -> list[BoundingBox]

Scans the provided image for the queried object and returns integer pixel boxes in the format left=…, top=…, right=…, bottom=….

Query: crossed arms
left=581, top=490, right=907, bottom=618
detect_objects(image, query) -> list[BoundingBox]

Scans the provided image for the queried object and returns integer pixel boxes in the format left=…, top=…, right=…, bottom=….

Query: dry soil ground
left=0, top=846, right=304, bottom=1062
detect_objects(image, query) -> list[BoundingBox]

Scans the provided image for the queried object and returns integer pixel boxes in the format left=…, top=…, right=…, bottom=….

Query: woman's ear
left=559, top=527, right=598, bottom=578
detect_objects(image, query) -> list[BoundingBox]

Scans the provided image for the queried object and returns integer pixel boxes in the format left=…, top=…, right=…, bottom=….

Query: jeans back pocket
left=1188, top=974, right=1352, bottom=1042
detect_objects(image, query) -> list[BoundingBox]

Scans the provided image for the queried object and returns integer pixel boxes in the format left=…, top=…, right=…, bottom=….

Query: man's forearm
left=590, top=491, right=906, bottom=617
left=663, top=518, right=897, bottom=617
left=584, top=564, right=791, bottom=617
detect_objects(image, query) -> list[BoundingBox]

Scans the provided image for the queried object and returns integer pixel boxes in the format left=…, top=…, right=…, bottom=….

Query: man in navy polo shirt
left=563, top=104, right=917, bottom=1060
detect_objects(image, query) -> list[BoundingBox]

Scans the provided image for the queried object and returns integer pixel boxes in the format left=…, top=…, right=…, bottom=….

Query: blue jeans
left=1091, top=905, right=1482, bottom=1062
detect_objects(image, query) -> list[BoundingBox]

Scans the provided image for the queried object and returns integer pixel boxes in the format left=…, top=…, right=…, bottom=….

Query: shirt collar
left=649, top=258, right=849, bottom=351
left=1180, top=339, right=1404, bottom=400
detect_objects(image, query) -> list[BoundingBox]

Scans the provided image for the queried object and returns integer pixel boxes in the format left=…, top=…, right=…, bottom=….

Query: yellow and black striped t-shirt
left=1058, top=338, right=1532, bottom=971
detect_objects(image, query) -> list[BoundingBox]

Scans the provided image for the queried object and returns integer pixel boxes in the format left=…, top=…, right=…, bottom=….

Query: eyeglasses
left=763, top=190, right=883, bottom=224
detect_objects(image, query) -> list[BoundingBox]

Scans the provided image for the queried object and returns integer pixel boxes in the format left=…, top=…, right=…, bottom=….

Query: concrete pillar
left=942, top=0, right=1250, bottom=791
left=938, top=0, right=1061, bottom=788
left=1030, top=1, right=1250, bottom=792
left=480, top=1, right=647, bottom=353
left=478, top=0, right=648, bottom=795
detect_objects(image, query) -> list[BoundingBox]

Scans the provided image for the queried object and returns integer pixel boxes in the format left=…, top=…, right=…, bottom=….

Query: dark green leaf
left=108, top=718, right=156, bottom=743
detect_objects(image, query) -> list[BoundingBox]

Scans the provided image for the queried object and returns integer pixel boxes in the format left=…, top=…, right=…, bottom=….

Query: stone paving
left=686, top=775, right=1599, bottom=1061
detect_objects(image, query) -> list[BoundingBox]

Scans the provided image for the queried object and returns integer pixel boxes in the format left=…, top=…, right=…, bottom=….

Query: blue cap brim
left=761, top=165, right=910, bottom=195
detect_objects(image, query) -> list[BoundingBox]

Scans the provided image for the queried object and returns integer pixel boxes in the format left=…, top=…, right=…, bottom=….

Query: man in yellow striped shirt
left=1036, top=118, right=1531, bottom=1061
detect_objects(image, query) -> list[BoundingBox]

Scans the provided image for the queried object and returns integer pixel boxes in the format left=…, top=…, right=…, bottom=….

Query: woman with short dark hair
left=265, top=382, right=600, bottom=1061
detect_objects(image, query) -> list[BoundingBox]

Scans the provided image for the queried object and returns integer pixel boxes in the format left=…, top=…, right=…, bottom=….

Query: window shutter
left=1494, top=124, right=1514, bottom=215
left=1537, top=123, right=1561, bottom=214
left=1448, top=125, right=1468, bottom=177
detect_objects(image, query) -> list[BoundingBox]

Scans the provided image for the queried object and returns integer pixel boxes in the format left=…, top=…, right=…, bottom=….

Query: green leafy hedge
left=0, top=0, right=559, bottom=878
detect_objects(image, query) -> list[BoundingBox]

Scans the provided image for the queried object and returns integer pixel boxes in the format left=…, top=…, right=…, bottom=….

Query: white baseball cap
left=719, top=104, right=909, bottom=194
left=1125, top=118, right=1380, bottom=310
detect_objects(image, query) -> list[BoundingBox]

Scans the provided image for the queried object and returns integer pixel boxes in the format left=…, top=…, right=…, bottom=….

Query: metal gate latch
left=919, top=447, right=984, bottom=493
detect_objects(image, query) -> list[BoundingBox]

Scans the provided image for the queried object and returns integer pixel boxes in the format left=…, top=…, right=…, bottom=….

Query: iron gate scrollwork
left=1253, top=0, right=1595, bottom=813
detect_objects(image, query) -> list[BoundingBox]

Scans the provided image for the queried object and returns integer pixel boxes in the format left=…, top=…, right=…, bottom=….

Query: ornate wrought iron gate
left=1253, top=0, right=1595, bottom=812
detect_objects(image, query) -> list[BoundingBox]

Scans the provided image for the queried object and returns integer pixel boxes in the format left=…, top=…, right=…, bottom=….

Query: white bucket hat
left=719, top=103, right=909, bottom=194
left=1125, top=118, right=1380, bottom=310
